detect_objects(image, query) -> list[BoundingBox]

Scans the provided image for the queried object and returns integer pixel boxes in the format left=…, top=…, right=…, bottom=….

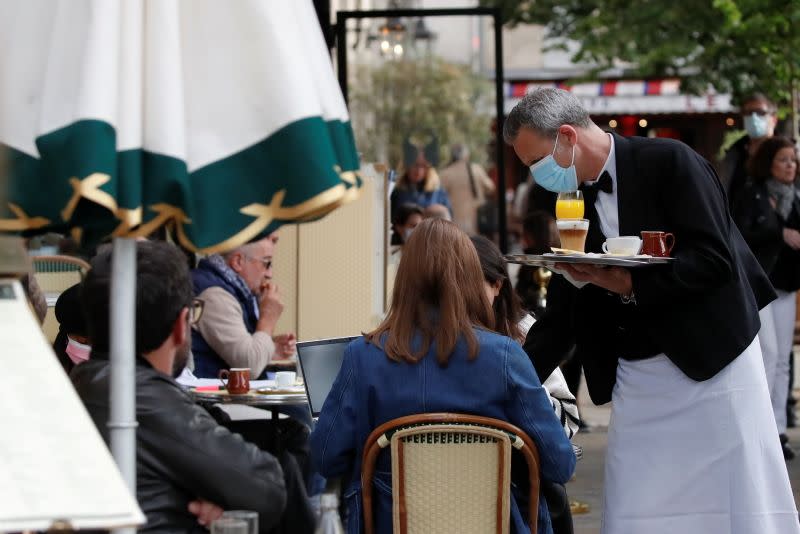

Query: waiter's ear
left=558, top=124, right=578, bottom=146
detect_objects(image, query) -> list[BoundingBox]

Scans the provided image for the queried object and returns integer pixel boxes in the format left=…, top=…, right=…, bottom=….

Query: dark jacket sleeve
left=137, top=378, right=287, bottom=530
left=732, top=182, right=783, bottom=247
left=630, top=147, right=736, bottom=306
left=522, top=273, right=577, bottom=383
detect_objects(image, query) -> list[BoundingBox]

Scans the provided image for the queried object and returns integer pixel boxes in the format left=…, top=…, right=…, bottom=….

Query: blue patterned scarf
left=206, top=254, right=259, bottom=319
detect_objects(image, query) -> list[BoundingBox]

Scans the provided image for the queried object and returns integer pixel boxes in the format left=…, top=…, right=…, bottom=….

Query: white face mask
left=403, top=228, right=415, bottom=242
left=743, top=113, right=770, bottom=139
left=529, top=131, right=579, bottom=193
left=66, top=337, right=91, bottom=365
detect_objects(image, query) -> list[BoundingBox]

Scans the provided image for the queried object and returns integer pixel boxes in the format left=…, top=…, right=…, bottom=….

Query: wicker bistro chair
left=31, top=255, right=91, bottom=342
left=362, top=413, right=541, bottom=534
left=31, top=255, right=90, bottom=293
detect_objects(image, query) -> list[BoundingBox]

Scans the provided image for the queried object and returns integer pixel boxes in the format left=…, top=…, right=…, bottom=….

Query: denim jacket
left=310, top=330, right=576, bottom=534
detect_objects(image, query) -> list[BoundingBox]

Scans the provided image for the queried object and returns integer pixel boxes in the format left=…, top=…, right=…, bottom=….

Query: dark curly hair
left=82, top=240, right=193, bottom=355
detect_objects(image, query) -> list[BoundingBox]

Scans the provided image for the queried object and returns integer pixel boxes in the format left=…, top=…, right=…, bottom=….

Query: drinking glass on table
left=555, top=190, right=584, bottom=220
left=222, top=510, right=258, bottom=534
left=211, top=517, right=248, bottom=534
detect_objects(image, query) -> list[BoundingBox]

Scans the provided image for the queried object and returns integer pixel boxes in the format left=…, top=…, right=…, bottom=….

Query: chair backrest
left=362, top=413, right=540, bottom=534
left=31, top=255, right=90, bottom=293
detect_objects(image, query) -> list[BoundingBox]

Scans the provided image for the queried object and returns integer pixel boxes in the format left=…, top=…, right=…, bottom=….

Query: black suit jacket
left=524, top=133, right=776, bottom=405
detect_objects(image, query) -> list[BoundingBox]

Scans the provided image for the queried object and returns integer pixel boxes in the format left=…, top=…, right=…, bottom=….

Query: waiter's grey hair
left=503, top=88, right=592, bottom=143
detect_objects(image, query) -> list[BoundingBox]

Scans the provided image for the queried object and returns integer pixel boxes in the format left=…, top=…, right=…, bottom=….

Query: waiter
left=505, top=88, right=799, bottom=534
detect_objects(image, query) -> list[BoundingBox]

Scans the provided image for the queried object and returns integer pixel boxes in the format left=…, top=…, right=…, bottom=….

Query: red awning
left=505, top=79, right=733, bottom=115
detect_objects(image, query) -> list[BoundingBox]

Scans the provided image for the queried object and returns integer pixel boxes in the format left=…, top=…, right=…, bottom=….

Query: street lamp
left=367, top=15, right=435, bottom=59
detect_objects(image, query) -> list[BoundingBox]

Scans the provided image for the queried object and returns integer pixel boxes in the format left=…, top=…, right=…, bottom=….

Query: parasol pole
left=109, top=236, right=138, bottom=534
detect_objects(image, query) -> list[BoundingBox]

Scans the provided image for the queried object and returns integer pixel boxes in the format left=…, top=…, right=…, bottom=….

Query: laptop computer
left=297, top=336, right=359, bottom=418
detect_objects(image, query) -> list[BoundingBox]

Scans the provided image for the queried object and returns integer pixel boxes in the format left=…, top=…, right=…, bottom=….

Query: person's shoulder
left=347, top=335, right=369, bottom=351
left=135, top=365, right=191, bottom=402
left=439, top=162, right=458, bottom=178
left=727, top=135, right=749, bottom=154
left=626, top=134, right=688, bottom=154
left=474, top=328, right=513, bottom=349
left=626, top=135, right=709, bottom=170
left=340, top=335, right=374, bottom=361
left=198, top=285, right=237, bottom=303
left=70, top=358, right=111, bottom=394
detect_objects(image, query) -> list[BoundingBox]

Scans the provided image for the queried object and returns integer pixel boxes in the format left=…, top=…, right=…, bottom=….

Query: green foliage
left=719, top=128, right=746, bottom=160
left=349, top=56, right=495, bottom=169
left=482, top=0, right=800, bottom=110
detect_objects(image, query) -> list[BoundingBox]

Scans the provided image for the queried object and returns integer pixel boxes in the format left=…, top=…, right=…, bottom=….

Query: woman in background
left=390, top=203, right=423, bottom=246
left=733, top=135, right=800, bottom=459
left=390, top=153, right=452, bottom=221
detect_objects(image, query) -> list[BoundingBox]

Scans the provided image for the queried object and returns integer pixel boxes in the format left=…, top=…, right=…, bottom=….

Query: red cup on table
left=218, top=368, right=250, bottom=394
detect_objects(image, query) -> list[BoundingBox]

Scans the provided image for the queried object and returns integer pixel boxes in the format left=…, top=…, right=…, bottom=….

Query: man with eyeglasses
left=71, top=240, right=292, bottom=532
left=191, top=233, right=296, bottom=379
left=722, top=92, right=779, bottom=209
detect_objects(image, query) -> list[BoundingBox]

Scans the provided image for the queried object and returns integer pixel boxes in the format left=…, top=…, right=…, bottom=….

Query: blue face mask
left=743, top=113, right=770, bottom=139
left=529, top=132, right=578, bottom=192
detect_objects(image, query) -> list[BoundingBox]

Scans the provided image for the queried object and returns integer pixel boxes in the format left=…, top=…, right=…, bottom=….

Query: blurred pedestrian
left=733, top=135, right=800, bottom=459
left=722, top=92, right=778, bottom=209
left=391, top=203, right=423, bottom=246
left=390, top=153, right=451, bottom=221
left=440, top=143, right=496, bottom=235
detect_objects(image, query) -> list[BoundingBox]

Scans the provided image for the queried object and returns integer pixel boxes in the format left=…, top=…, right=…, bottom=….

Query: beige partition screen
left=272, top=164, right=388, bottom=341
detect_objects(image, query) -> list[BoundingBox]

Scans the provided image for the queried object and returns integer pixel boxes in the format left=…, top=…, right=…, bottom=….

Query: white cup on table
left=275, top=371, right=297, bottom=387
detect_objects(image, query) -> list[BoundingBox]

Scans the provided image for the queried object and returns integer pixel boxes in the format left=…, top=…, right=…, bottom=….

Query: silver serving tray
left=504, top=253, right=674, bottom=268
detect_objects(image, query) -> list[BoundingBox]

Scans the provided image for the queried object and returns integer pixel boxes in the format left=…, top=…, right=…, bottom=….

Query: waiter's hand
left=556, top=263, right=633, bottom=296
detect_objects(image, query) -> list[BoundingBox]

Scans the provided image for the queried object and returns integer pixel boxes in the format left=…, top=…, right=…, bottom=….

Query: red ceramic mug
left=641, top=231, right=675, bottom=257
left=219, top=368, right=250, bottom=394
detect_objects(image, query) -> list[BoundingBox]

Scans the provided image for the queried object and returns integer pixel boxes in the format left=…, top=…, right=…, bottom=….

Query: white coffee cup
left=275, top=371, right=297, bottom=387
left=602, top=236, right=643, bottom=256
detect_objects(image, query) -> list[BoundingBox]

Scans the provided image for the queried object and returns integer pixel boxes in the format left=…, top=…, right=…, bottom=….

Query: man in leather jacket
left=71, top=241, right=289, bottom=533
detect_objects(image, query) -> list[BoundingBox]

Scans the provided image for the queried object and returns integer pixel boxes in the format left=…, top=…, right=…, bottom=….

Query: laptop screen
left=298, top=336, right=359, bottom=417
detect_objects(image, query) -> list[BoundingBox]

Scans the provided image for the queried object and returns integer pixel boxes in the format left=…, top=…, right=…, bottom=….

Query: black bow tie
left=580, top=171, right=613, bottom=195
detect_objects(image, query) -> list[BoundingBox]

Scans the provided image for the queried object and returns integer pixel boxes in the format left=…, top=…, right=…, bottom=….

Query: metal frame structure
left=334, top=7, right=508, bottom=252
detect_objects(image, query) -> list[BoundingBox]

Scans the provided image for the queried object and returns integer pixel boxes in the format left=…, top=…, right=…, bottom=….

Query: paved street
left=566, top=382, right=800, bottom=533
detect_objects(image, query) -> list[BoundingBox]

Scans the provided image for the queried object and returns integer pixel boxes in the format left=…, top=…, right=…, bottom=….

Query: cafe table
left=188, top=383, right=309, bottom=422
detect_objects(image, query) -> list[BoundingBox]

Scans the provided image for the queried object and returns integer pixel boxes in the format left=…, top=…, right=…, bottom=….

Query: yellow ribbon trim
left=0, top=203, right=51, bottom=231
left=130, top=203, right=191, bottom=241
left=2, top=165, right=363, bottom=254
left=196, top=184, right=347, bottom=254
left=62, top=173, right=118, bottom=221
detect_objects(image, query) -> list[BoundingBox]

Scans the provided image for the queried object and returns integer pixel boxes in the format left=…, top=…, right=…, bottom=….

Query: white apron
left=602, top=336, right=800, bottom=534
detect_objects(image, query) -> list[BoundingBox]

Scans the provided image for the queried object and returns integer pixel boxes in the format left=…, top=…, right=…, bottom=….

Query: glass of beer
left=556, top=218, right=590, bottom=253
left=555, top=190, right=584, bottom=220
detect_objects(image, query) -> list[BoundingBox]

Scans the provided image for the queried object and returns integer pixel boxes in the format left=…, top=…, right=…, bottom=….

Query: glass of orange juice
left=556, top=190, right=584, bottom=219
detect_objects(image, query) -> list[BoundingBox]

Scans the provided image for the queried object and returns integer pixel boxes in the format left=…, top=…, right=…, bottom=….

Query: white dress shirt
left=583, top=133, right=619, bottom=239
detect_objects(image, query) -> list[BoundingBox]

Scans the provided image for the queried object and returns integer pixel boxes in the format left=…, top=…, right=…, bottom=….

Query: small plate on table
left=550, top=247, right=586, bottom=255
left=256, top=384, right=306, bottom=395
